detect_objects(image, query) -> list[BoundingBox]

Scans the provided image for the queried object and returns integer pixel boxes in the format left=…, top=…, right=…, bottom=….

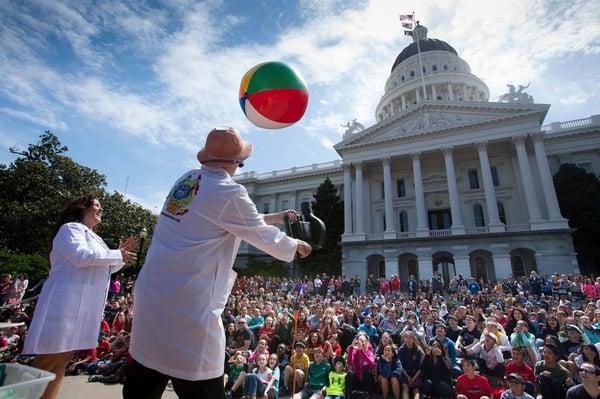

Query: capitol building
left=235, top=24, right=600, bottom=285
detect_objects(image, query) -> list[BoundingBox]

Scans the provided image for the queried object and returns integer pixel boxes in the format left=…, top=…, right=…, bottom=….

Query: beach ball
left=239, top=61, right=309, bottom=129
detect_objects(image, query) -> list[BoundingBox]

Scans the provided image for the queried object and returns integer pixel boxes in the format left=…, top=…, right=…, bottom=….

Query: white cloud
left=1, top=0, right=599, bottom=205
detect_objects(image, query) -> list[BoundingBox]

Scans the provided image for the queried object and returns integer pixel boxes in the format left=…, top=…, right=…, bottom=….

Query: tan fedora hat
left=197, top=127, right=253, bottom=165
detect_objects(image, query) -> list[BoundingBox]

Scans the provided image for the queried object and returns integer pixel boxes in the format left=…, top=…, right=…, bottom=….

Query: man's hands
left=264, top=209, right=299, bottom=225
left=296, top=240, right=312, bottom=258
left=119, top=236, right=139, bottom=265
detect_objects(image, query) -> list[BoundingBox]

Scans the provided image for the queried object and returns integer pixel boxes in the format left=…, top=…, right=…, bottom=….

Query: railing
left=397, top=232, right=414, bottom=239
left=429, top=229, right=451, bottom=237
left=541, top=115, right=600, bottom=132
left=506, top=224, right=529, bottom=232
left=466, top=226, right=489, bottom=234
left=235, top=159, right=342, bottom=180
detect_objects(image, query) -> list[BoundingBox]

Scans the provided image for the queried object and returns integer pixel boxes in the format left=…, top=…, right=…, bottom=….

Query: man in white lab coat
left=124, top=127, right=312, bottom=399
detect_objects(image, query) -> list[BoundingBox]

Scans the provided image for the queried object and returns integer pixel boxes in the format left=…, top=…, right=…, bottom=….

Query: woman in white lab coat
left=23, top=194, right=138, bottom=399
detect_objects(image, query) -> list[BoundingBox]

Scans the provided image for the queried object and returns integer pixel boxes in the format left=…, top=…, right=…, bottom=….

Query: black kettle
left=284, top=201, right=326, bottom=251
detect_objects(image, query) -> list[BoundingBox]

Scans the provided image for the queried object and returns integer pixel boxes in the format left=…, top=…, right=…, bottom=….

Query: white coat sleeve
left=54, top=224, right=124, bottom=268
left=217, top=187, right=298, bottom=262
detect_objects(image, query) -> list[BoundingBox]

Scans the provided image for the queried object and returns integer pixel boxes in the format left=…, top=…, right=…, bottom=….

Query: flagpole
left=413, top=13, right=428, bottom=101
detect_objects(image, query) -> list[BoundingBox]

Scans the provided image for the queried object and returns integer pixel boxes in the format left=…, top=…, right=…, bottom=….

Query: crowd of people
left=3, top=270, right=600, bottom=398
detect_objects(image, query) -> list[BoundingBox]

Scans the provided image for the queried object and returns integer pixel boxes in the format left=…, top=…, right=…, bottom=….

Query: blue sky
left=1, top=0, right=599, bottom=212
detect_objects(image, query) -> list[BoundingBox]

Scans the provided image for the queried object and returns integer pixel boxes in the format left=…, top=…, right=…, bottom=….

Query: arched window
left=378, top=260, right=386, bottom=278
left=422, top=66, right=426, bottom=74
left=511, top=255, right=525, bottom=277
left=399, top=210, right=408, bottom=232
left=474, top=204, right=485, bottom=227
left=401, top=75, right=405, bottom=82
left=410, top=70, right=415, bottom=78
left=497, top=202, right=507, bottom=224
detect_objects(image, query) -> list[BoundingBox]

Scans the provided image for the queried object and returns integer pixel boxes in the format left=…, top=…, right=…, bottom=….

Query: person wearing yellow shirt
left=284, top=341, right=310, bottom=393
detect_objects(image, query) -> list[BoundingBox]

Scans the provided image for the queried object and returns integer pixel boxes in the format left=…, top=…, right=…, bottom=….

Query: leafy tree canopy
left=299, top=177, right=344, bottom=276
left=0, top=131, right=156, bottom=280
left=554, top=163, right=600, bottom=272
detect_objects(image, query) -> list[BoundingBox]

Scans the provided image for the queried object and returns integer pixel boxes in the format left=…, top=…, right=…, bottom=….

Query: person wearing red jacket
left=504, top=347, right=536, bottom=396
left=456, top=359, right=494, bottom=399
left=389, top=275, right=401, bottom=295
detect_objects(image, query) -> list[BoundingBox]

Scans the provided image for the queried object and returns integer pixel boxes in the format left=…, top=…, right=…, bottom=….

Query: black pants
left=122, top=358, right=226, bottom=399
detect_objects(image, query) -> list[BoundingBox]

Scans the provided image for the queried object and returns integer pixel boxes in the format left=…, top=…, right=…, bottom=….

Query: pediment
left=334, top=101, right=549, bottom=151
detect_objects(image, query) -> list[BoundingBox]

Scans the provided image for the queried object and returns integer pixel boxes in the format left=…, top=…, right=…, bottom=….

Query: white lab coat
left=23, top=223, right=123, bottom=354
left=130, top=166, right=297, bottom=381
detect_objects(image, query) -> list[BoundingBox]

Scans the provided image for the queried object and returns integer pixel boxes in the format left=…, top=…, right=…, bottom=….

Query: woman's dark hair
left=580, top=344, right=600, bottom=367
left=50, top=195, right=97, bottom=252
left=544, top=344, right=560, bottom=357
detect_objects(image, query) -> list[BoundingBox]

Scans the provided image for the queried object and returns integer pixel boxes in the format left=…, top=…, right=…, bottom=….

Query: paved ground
left=59, top=376, right=294, bottom=398
left=60, top=375, right=177, bottom=398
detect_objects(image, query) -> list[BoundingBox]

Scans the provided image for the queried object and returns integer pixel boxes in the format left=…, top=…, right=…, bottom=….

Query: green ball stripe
left=246, top=62, right=307, bottom=94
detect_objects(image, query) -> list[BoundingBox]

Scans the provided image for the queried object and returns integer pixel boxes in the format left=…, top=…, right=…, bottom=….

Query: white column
left=270, top=196, right=276, bottom=213
left=513, top=136, right=543, bottom=225
left=401, top=94, right=406, bottom=110
left=492, top=254, right=512, bottom=280
left=384, top=257, right=398, bottom=279
left=461, top=84, right=467, bottom=100
left=343, top=164, right=353, bottom=236
left=476, top=141, right=505, bottom=232
left=442, top=147, right=465, bottom=234
left=410, top=152, right=429, bottom=237
left=454, top=256, right=471, bottom=278
left=382, top=158, right=396, bottom=239
left=415, top=88, right=420, bottom=103
left=418, top=257, right=433, bottom=280
left=432, top=84, right=437, bottom=100
left=354, top=162, right=365, bottom=234
left=447, top=83, right=454, bottom=100
left=531, top=133, right=568, bottom=226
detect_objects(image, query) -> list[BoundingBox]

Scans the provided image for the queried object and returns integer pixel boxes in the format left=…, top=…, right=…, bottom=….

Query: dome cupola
left=376, top=22, right=490, bottom=122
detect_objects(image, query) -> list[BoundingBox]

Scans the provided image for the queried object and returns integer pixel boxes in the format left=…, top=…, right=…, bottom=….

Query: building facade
left=235, top=25, right=600, bottom=285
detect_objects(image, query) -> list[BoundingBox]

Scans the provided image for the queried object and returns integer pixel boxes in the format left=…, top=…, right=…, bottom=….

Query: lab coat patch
left=166, top=173, right=201, bottom=216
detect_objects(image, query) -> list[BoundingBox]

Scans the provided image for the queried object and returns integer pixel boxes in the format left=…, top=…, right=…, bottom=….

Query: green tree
left=299, top=177, right=344, bottom=275
left=0, top=132, right=157, bottom=279
left=554, top=164, right=600, bottom=274
left=0, top=249, right=49, bottom=283
left=0, top=131, right=107, bottom=254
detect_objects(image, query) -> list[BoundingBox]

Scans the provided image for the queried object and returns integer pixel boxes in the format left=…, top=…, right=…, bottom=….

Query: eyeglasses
left=578, top=368, right=598, bottom=376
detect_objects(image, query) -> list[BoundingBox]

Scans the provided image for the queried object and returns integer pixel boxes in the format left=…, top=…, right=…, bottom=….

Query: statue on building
left=341, top=119, right=365, bottom=138
left=498, top=83, right=534, bottom=103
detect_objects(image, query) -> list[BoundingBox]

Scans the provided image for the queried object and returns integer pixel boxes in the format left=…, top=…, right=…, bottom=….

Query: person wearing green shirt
left=294, top=347, right=331, bottom=399
left=325, top=357, right=347, bottom=399
left=535, top=344, right=575, bottom=399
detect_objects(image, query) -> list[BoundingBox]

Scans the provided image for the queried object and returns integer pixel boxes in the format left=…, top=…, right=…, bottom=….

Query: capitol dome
left=376, top=23, right=490, bottom=122
left=391, top=39, right=457, bottom=72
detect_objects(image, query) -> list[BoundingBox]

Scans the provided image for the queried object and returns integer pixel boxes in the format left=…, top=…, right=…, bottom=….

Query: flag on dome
left=399, top=14, right=413, bottom=21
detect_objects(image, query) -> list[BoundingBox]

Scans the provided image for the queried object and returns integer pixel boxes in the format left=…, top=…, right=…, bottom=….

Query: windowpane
left=397, top=179, right=406, bottom=197
left=511, top=256, right=525, bottom=277
left=280, top=200, right=288, bottom=211
left=378, top=260, right=386, bottom=278
left=474, top=204, right=485, bottom=227
left=491, top=166, right=500, bottom=187
left=432, top=65, right=438, bottom=72
left=399, top=211, right=408, bottom=232
left=263, top=203, right=270, bottom=213
left=468, top=169, right=480, bottom=189
left=497, top=202, right=506, bottom=224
